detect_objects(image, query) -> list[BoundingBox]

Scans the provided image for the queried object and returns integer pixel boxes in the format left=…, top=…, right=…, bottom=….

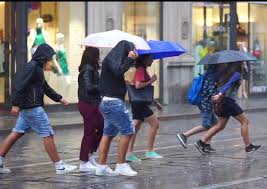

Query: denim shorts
left=12, top=106, right=55, bottom=138
left=200, top=111, right=218, bottom=129
left=99, top=99, right=134, bottom=136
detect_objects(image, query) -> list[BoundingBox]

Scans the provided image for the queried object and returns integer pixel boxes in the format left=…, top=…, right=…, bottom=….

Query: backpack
left=187, top=73, right=206, bottom=105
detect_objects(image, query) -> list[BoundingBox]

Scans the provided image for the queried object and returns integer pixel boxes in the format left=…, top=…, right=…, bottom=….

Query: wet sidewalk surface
left=0, top=111, right=267, bottom=189
left=1, top=97, right=267, bottom=131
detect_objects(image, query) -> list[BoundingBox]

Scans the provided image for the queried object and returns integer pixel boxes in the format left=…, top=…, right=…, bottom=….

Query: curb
left=1, top=106, right=267, bottom=133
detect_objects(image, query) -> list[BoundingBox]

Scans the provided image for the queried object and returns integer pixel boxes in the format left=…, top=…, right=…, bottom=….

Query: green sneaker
left=126, top=153, right=141, bottom=162
left=145, top=151, right=163, bottom=159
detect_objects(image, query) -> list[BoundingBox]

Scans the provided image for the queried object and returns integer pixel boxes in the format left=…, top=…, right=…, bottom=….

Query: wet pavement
left=1, top=111, right=267, bottom=189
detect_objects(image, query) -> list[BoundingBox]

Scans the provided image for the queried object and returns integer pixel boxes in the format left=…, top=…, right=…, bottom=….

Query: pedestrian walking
left=77, top=47, right=104, bottom=173
left=177, top=65, right=221, bottom=153
left=96, top=40, right=138, bottom=177
left=126, top=54, right=163, bottom=162
left=194, top=63, right=262, bottom=154
left=0, top=44, right=77, bottom=174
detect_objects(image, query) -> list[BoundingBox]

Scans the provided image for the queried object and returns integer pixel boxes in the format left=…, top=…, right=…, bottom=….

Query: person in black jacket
left=77, top=47, right=103, bottom=173
left=95, top=40, right=138, bottom=177
left=0, top=44, right=77, bottom=175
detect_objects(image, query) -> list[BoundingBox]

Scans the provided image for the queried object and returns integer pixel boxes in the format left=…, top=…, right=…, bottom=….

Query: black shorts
left=214, top=97, right=244, bottom=118
left=131, top=102, right=154, bottom=121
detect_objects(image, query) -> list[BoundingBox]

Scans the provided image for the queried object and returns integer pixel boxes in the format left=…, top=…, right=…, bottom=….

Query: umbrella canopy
left=136, top=40, right=186, bottom=60
left=197, top=50, right=257, bottom=65
left=80, top=30, right=150, bottom=50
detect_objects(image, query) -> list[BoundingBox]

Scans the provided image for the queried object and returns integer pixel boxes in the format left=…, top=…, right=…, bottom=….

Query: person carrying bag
left=126, top=54, right=163, bottom=163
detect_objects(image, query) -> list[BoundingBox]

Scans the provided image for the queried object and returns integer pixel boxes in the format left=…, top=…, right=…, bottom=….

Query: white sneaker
left=56, top=162, right=77, bottom=175
left=79, top=161, right=96, bottom=173
left=95, top=165, right=117, bottom=176
left=114, top=163, right=137, bottom=176
left=89, top=156, right=99, bottom=166
left=0, top=165, right=11, bottom=174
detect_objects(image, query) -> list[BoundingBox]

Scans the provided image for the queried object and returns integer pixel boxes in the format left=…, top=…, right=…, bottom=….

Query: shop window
left=249, top=3, right=267, bottom=93
left=122, top=2, right=161, bottom=99
left=192, top=2, right=230, bottom=76
left=27, top=2, right=85, bottom=104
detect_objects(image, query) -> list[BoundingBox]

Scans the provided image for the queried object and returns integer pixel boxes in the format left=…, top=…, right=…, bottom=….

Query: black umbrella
left=197, top=50, right=257, bottom=65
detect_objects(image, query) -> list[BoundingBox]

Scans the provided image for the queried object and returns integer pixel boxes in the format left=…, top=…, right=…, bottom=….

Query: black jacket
left=78, top=64, right=101, bottom=104
left=99, top=40, right=135, bottom=100
left=11, top=44, right=62, bottom=109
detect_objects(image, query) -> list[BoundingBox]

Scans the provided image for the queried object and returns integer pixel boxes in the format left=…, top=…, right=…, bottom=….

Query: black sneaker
left=176, top=133, right=187, bottom=149
left=194, top=140, right=208, bottom=155
left=245, top=144, right=262, bottom=153
left=205, top=144, right=216, bottom=153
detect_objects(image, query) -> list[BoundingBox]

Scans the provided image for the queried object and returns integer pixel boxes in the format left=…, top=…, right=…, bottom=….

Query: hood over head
left=102, top=40, right=135, bottom=67
left=31, top=44, right=56, bottom=65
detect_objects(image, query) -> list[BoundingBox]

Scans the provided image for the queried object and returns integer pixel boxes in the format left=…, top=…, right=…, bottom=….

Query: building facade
left=1, top=2, right=267, bottom=111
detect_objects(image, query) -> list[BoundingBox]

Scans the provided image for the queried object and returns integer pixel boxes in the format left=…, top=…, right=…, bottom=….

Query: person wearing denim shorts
left=200, top=62, right=262, bottom=154
left=0, top=44, right=77, bottom=175
left=96, top=40, right=138, bottom=177
left=177, top=65, right=221, bottom=153
left=196, top=63, right=261, bottom=154
left=12, top=107, right=55, bottom=137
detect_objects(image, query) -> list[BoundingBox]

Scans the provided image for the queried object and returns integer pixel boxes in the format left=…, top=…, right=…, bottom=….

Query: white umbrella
left=80, top=30, right=151, bottom=50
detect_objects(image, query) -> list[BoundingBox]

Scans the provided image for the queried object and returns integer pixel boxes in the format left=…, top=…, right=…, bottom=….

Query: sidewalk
left=1, top=97, right=267, bottom=132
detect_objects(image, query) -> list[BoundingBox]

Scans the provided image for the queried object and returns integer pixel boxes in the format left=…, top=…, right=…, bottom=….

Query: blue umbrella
left=136, top=40, right=186, bottom=60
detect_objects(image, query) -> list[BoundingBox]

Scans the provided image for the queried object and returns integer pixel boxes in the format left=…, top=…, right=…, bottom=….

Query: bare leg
left=183, top=126, right=214, bottom=144
left=127, top=120, right=142, bottom=154
left=183, top=125, right=207, bottom=138
left=117, top=135, right=132, bottom=164
left=145, top=114, right=160, bottom=152
left=98, top=135, right=113, bottom=165
left=43, top=136, right=60, bottom=163
left=234, top=113, right=250, bottom=146
left=201, top=118, right=228, bottom=143
left=0, top=132, right=24, bottom=157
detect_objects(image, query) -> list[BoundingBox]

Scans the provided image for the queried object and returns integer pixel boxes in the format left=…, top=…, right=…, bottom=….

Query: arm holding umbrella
left=212, top=72, right=241, bottom=102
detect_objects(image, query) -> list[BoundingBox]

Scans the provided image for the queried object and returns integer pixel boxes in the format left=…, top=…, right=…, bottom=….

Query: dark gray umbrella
left=197, top=50, right=257, bottom=65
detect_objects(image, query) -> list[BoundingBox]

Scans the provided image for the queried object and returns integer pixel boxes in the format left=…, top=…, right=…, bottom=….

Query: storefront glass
left=27, top=2, right=85, bottom=104
left=249, top=3, right=267, bottom=93
left=192, top=2, right=230, bottom=76
left=122, top=2, right=161, bottom=99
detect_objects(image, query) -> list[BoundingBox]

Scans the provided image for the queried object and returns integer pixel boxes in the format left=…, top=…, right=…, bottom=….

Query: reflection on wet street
left=1, top=111, right=267, bottom=189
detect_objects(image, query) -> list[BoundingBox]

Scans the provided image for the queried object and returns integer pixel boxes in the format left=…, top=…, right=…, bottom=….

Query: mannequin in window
left=27, top=18, right=62, bottom=75
left=55, top=33, right=71, bottom=97
left=28, top=18, right=49, bottom=57
left=55, top=33, right=70, bottom=76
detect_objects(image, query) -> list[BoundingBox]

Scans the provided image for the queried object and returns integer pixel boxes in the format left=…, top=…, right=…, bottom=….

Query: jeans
left=12, top=106, right=55, bottom=138
left=99, top=99, right=134, bottom=136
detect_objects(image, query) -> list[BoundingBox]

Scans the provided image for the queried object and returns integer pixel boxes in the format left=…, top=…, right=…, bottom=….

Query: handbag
left=126, top=84, right=154, bottom=105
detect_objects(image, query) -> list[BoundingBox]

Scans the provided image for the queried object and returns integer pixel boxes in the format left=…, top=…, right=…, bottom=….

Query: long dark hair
left=134, top=54, right=151, bottom=68
left=79, top=46, right=100, bottom=71
left=217, top=62, right=242, bottom=90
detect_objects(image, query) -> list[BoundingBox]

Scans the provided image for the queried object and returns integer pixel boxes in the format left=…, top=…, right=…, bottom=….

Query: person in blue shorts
left=0, top=44, right=77, bottom=175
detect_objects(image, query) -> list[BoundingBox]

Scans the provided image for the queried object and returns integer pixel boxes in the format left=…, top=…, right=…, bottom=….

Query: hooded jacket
left=11, top=44, right=62, bottom=109
left=99, top=40, right=135, bottom=100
